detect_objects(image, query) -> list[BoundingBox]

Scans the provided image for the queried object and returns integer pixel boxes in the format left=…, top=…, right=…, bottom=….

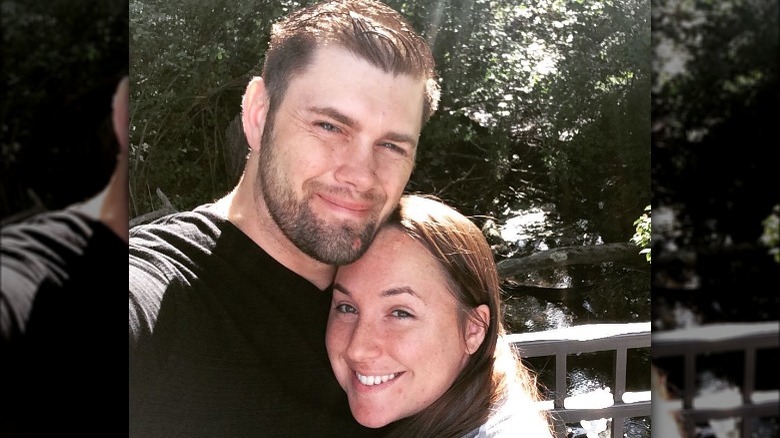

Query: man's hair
left=262, top=0, right=440, bottom=127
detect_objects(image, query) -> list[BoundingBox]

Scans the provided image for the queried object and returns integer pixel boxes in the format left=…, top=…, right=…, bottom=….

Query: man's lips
left=317, top=193, right=373, bottom=212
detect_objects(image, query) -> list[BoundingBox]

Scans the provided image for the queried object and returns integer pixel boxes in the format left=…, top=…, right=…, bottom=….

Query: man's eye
left=317, top=122, right=340, bottom=133
left=335, top=303, right=357, bottom=314
left=381, top=143, right=407, bottom=155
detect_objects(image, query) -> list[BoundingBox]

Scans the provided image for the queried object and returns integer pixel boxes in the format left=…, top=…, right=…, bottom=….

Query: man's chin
left=292, top=230, right=362, bottom=265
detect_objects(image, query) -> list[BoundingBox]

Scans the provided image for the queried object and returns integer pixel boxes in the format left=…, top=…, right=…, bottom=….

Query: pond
left=652, top=286, right=779, bottom=438
left=495, top=208, right=652, bottom=437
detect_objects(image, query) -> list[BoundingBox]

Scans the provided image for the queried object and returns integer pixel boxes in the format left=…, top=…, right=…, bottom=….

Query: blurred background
left=651, top=0, right=779, bottom=436
left=1, top=0, right=129, bottom=221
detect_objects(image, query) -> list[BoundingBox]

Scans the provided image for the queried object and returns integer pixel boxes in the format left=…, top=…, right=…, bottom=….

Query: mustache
left=305, top=181, right=384, bottom=204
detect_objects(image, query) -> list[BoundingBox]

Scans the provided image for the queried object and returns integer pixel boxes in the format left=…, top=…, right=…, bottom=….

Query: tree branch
left=497, top=242, right=644, bottom=278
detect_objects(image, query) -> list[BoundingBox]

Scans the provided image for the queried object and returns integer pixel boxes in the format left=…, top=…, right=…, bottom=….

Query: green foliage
left=1, top=0, right=128, bottom=216
left=651, top=0, right=778, bottom=293
left=760, top=205, right=780, bottom=264
left=631, top=204, right=651, bottom=263
left=130, top=0, right=650, bottom=251
left=129, top=0, right=291, bottom=216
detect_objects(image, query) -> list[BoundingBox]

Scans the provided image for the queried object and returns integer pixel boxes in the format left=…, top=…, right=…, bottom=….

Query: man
left=1, top=76, right=129, bottom=435
left=129, top=1, right=440, bottom=437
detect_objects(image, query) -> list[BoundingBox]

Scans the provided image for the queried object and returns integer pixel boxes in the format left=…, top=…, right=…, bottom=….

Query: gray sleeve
left=128, top=234, right=170, bottom=352
left=1, top=209, right=94, bottom=341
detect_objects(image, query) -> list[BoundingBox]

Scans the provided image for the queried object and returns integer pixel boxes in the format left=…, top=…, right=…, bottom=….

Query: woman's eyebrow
left=333, top=283, right=424, bottom=302
left=381, top=286, right=422, bottom=301
left=333, top=282, right=353, bottom=296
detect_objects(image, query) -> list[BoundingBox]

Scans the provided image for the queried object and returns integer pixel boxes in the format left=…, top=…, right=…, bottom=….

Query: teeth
left=356, top=372, right=397, bottom=386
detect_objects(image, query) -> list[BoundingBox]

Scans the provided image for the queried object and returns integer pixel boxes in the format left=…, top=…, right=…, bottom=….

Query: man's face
left=257, top=45, right=426, bottom=265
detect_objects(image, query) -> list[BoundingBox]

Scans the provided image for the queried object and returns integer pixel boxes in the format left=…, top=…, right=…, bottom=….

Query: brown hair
left=652, top=365, right=685, bottom=438
left=261, top=0, right=440, bottom=128
left=384, top=194, right=550, bottom=438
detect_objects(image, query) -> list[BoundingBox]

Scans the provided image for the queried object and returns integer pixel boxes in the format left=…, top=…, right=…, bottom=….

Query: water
left=652, top=289, right=779, bottom=438
left=496, top=209, right=651, bottom=437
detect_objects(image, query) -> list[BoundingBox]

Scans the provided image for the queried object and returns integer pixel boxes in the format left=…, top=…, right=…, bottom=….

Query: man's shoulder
left=2, top=207, right=96, bottom=245
left=130, top=203, right=224, bottom=242
left=128, top=205, right=226, bottom=317
left=131, top=203, right=221, bottom=228
left=128, top=203, right=230, bottom=275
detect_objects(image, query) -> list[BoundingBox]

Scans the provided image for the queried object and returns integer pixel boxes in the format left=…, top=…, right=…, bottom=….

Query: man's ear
left=465, top=304, right=490, bottom=355
left=112, top=76, right=129, bottom=153
left=241, top=76, right=269, bottom=152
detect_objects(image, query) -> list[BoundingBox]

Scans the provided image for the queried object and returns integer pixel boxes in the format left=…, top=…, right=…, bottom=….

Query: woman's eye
left=335, top=303, right=357, bottom=314
left=391, top=309, right=414, bottom=319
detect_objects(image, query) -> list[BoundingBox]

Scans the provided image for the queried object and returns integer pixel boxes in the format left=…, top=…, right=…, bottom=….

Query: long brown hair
left=384, top=194, right=550, bottom=438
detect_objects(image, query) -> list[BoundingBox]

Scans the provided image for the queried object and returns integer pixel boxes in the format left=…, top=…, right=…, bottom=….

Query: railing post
left=743, top=347, right=755, bottom=404
left=683, top=351, right=695, bottom=409
left=653, top=321, right=779, bottom=438
left=555, top=352, right=567, bottom=410
left=612, top=347, right=628, bottom=438
left=683, top=351, right=697, bottom=437
left=614, top=347, right=628, bottom=402
left=554, top=351, right=568, bottom=438
left=553, top=418, right=567, bottom=438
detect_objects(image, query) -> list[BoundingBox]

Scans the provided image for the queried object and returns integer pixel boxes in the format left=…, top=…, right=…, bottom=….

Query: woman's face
left=326, top=227, right=477, bottom=428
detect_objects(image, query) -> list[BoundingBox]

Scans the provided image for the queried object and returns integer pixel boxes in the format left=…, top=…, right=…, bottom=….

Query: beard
left=256, top=125, right=383, bottom=265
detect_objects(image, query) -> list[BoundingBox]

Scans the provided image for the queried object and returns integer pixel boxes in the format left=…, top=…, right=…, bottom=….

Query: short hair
left=262, top=0, right=440, bottom=126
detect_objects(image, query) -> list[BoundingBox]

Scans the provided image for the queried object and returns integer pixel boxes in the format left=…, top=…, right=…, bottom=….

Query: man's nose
left=333, top=141, right=378, bottom=192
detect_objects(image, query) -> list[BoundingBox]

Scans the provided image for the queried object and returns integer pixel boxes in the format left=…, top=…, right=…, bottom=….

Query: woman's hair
left=651, top=364, right=685, bottom=438
left=384, top=194, right=550, bottom=438
left=262, top=0, right=440, bottom=128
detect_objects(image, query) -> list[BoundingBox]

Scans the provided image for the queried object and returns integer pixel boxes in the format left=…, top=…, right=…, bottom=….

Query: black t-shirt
left=129, top=205, right=387, bottom=438
left=1, top=208, right=127, bottom=436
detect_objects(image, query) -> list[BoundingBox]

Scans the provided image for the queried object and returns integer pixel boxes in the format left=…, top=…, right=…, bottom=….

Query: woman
left=326, top=194, right=553, bottom=437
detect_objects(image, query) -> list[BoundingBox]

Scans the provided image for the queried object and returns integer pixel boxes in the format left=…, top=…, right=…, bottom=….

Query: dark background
left=651, top=0, right=779, bottom=326
left=650, top=0, right=779, bottom=435
left=1, top=0, right=129, bottom=221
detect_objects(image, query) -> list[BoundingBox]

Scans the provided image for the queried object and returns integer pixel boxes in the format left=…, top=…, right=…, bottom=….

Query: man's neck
left=215, top=171, right=336, bottom=290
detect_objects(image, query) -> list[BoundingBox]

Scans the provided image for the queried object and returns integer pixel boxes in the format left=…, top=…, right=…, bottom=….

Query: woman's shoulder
left=463, top=392, right=553, bottom=438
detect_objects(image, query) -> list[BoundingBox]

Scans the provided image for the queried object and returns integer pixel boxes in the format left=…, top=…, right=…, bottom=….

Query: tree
left=652, top=0, right=780, bottom=295
left=1, top=0, right=128, bottom=218
left=129, top=0, right=650, bottom=259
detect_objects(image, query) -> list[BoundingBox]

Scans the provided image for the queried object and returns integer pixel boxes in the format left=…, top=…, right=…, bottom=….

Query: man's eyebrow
left=309, top=106, right=418, bottom=147
left=333, top=283, right=424, bottom=302
left=309, top=106, right=358, bottom=129
left=384, top=131, right=418, bottom=148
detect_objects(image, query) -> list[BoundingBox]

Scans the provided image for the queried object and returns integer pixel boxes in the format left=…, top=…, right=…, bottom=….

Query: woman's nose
left=345, top=317, right=382, bottom=362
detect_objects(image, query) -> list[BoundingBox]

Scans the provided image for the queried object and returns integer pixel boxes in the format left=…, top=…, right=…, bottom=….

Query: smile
left=355, top=371, right=400, bottom=386
left=317, top=193, right=374, bottom=214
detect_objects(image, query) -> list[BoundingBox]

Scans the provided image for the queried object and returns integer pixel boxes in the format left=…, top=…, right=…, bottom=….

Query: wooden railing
left=508, top=322, right=652, bottom=438
left=652, top=321, right=780, bottom=437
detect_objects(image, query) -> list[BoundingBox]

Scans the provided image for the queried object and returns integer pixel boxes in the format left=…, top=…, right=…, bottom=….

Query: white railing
left=508, top=322, right=652, bottom=437
left=652, top=321, right=780, bottom=437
